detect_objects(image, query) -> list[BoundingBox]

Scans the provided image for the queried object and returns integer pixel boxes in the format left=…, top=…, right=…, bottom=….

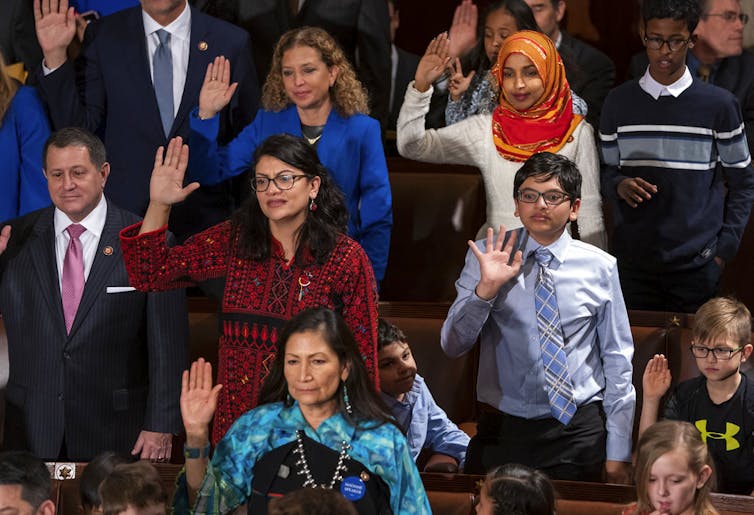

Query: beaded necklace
left=293, top=430, right=351, bottom=489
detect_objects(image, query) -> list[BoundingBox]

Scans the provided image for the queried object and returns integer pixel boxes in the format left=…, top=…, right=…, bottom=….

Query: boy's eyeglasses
left=643, top=36, right=693, bottom=52
left=516, top=189, right=571, bottom=206
left=689, top=344, right=745, bottom=360
left=704, top=11, right=750, bottom=24
left=252, top=174, right=309, bottom=192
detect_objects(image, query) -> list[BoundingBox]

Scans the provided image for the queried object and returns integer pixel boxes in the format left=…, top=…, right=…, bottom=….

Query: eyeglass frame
left=688, top=344, right=746, bottom=360
left=703, top=11, right=750, bottom=24
left=516, top=188, right=572, bottom=206
left=643, top=35, right=694, bottom=52
left=251, top=173, right=311, bottom=192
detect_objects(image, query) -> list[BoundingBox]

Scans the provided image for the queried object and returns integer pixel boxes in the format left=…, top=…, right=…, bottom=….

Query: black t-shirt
left=663, top=374, right=754, bottom=495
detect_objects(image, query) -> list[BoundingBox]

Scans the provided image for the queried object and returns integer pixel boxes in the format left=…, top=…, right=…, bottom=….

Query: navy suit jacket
left=37, top=6, right=259, bottom=240
left=0, top=201, right=188, bottom=461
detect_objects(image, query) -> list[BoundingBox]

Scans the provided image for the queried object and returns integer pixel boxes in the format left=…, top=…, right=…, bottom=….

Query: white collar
left=638, top=65, right=693, bottom=99
left=142, top=2, right=191, bottom=41
left=54, top=195, right=107, bottom=239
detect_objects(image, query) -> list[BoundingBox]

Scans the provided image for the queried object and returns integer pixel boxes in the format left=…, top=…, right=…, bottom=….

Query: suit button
left=57, top=393, right=64, bottom=401
left=63, top=351, right=71, bottom=359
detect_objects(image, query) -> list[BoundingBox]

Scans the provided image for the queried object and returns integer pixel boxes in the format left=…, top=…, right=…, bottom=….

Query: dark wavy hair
left=484, top=463, right=556, bottom=515
left=461, top=0, right=540, bottom=76
left=230, top=134, right=348, bottom=264
left=258, top=308, right=398, bottom=430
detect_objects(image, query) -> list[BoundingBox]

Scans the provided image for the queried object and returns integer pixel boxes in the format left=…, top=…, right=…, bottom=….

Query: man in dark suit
left=387, top=0, right=419, bottom=132
left=524, top=0, right=616, bottom=127
left=628, top=0, right=754, bottom=152
left=0, top=128, right=187, bottom=462
left=192, top=0, right=391, bottom=127
left=34, top=0, right=259, bottom=240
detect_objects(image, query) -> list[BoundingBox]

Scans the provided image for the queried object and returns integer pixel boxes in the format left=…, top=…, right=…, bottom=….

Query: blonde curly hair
left=261, top=27, right=369, bottom=118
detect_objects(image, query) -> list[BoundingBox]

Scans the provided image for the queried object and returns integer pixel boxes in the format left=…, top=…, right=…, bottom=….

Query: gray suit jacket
left=0, top=200, right=188, bottom=460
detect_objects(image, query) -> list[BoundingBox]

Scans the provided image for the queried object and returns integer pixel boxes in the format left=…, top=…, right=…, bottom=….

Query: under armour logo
left=695, top=419, right=741, bottom=451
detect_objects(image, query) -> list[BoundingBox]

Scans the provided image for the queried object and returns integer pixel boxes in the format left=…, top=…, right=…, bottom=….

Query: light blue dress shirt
left=381, top=374, right=470, bottom=466
left=441, top=229, right=635, bottom=461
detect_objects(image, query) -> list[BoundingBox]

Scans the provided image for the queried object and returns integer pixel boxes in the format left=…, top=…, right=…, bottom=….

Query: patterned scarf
left=491, top=30, right=582, bottom=162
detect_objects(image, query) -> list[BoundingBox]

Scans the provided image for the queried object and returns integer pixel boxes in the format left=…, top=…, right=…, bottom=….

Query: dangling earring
left=342, top=382, right=353, bottom=415
left=309, top=197, right=318, bottom=212
left=286, top=393, right=293, bottom=406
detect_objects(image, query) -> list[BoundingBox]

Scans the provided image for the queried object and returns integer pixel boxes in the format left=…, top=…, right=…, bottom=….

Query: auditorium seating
left=50, top=464, right=754, bottom=514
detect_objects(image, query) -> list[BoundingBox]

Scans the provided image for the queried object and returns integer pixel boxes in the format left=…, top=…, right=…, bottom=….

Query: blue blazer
left=0, top=201, right=188, bottom=460
left=189, top=105, right=392, bottom=281
left=37, top=6, right=259, bottom=240
left=0, top=86, right=51, bottom=224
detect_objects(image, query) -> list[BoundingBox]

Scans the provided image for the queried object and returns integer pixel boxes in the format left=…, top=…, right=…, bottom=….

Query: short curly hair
left=261, top=26, right=370, bottom=117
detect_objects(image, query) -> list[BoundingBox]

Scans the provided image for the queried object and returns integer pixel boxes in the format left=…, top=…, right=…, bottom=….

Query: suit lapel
left=174, top=7, right=210, bottom=135
left=316, top=109, right=346, bottom=160
left=122, top=9, right=166, bottom=140
left=28, top=209, right=67, bottom=334
left=67, top=202, right=123, bottom=337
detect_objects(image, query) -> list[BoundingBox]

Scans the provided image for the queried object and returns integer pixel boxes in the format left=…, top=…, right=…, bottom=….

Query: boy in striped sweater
left=599, top=0, right=754, bottom=313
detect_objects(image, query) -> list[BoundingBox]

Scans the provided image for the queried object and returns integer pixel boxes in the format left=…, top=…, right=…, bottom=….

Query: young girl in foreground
left=475, top=463, right=556, bottom=515
left=625, top=420, right=717, bottom=515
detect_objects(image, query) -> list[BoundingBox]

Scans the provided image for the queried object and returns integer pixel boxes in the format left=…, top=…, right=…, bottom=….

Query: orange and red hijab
left=491, top=30, right=582, bottom=162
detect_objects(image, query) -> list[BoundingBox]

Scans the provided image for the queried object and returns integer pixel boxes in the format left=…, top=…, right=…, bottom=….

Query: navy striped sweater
left=599, top=79, right=754, bottom=271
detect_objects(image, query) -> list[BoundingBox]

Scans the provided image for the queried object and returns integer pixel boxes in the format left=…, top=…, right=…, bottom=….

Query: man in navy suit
left=34, top=0, right=259, bottom=240
left=0, top=128, right=187, bottom=462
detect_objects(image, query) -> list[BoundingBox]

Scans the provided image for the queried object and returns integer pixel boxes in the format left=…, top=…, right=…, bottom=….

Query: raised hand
left=148, top=136, right=199, bottom=207
left=448, top=57, right=475, bottom=101
left=198, top=56, right=238, bottom=120
left=414, top=32, right=451, bottom=93
left=181, top=358, right=223, bottom=444
left=470, top=226, right=523, bottom=300
left=34, top=0, right=76, bottom=70
left=448, top=0, right=478, bottom=58
left=643, top=354, right=671, bottom=401
left=0, top=226, right=10, bottom=256
left=617, top=177, right=658, bottom=208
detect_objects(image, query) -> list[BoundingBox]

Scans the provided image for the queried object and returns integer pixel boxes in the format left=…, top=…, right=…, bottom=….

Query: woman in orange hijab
left=397, top=30, right=606, bottom=248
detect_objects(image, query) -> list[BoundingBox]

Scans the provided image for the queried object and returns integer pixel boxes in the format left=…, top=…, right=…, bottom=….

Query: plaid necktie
left=534, top=248, right=577, bottom=425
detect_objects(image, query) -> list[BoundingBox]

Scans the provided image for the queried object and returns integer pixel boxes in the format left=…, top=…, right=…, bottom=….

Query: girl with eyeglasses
left=120, top=133, right=379, bottom=446
left=639, top=296, right=754, bottom=495
left=398, top=30, right=606, bottom=248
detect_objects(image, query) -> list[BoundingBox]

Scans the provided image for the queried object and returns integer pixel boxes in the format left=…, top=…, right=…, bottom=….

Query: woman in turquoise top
left=176, top=308, right=430, bottom=514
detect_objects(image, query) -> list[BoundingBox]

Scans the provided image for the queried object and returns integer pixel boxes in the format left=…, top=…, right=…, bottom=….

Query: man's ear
left=741, top=343, right=753, bottom=362
left=37, top=498, right=57, bottom=515
left=556, top=0, right=566, bottom=23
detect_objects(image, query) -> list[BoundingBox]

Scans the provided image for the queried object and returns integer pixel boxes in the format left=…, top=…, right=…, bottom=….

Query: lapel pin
left=198, top=41, right=208, bottom=51
left=103, top=246, right=113, bottom=256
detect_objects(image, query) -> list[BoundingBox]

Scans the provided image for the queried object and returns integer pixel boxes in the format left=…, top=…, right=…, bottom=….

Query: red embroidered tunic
left=120, top=221, right=379, bottom=444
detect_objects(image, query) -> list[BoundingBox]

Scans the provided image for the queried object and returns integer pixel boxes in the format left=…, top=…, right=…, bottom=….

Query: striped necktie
left=534, top=247, right=577, bottom=425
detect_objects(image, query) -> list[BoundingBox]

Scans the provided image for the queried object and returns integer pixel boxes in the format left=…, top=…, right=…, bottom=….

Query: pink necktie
left=62, top=224, right=86, bottom=333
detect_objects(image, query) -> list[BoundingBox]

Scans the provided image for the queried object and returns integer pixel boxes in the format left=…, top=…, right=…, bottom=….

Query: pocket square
left=106, top=286, right=136, bottom=293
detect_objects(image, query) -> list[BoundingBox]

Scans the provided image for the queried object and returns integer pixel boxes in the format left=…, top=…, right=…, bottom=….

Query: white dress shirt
left=142, top=3, right=191, bottom=117
left=638, top=65, right=693, bottom=99
left=54, top=194, right=107, bottom=289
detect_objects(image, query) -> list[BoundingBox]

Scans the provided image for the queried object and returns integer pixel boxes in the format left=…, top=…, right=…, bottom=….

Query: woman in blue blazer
left=0, top=56, right=50, bottom=223
left=189, top=27, right=392, bottom=282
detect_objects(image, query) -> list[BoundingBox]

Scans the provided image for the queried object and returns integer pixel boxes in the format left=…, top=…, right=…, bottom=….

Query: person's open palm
left=198, top=56, right=238, bottom=119
left=181, top=358, right=223, bottom=437
left=414, top=32, right=451, bottom=92
left=448, top=57, right=475, bottom=101
left=642, top=354, right=671, bottom=401
left=469, top=226, right=523, bottom=299
left=149, top=137, right=199, bottom=206
left=34, top=0, right=76, bottom=61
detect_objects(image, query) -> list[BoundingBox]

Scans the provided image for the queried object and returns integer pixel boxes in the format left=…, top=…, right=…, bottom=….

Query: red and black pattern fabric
left=120, top=221, right=379, bottom=443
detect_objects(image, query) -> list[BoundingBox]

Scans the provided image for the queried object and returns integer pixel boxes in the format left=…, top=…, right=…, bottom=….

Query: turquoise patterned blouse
left=173, top=402, right=431, bottom=514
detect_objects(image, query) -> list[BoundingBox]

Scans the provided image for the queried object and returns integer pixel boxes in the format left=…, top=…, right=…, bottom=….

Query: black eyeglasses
left=689, top=344, right=745, bottom=360
left=517, top=188, right=571, bottom=206
left=252, top=173, right=309, bottom=192
left=643, top=35, right=693, bottom=51
left=704, top=11, right=750, bottom=24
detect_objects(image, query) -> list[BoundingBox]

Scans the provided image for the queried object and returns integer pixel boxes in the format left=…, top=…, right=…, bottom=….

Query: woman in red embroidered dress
left=120, top=134, right=378, bottom=444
